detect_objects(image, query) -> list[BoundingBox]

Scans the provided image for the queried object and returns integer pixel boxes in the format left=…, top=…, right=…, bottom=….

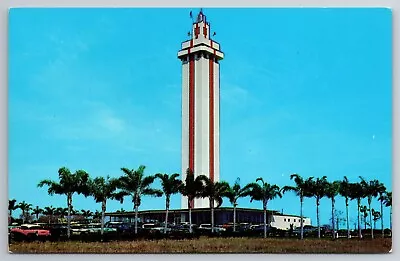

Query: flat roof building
left=105, top=207, right=311, bottom=231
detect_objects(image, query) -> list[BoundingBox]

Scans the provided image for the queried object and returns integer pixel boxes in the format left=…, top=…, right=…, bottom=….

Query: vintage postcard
left=8, top=8, right=392, bottom=253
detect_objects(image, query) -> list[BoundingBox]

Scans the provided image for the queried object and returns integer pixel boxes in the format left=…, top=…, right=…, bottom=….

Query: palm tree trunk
left=331, top=199, right=335, bottom=239
left=101, top=200, right=106, bottom=237
left=346, top=198, right=350, bottom=239
left=165, top=197, right=170, bottom=233
left=300, top=196, right=304, bottom=240
left=188, top=198, right=193, bottom=233
left=134, top=203, right=139, bottom=235
left=233, top=204, right=237, bottom=232
left=22, top=210, right=25, bottom=224
left=336, top=217, right=339, bottom=233
left=364, top=215, right=367, bottom=230
left=211, top=199, right=215, bottom=234
left=369, top=201, right=373, bottom=239
left=357, top=199, right=361, bottom=239
left=67, top=194, right=72, bottom=239
left=317, top=198, right=321, bottom=239
left=380, top=200, right=384, bottom=238
left=263, top=201, right=267, bottom=238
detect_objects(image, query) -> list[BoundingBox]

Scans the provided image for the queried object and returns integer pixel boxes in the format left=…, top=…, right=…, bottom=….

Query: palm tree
left=43, top=206, right=56, bottom=224
left=37, top=167, right=91, bottom=238
left=93, top=210, right=102, bottom=222
left=88, top=175, right=122, bottom=236
left=308, top=176, right=328, bottom=238
left=32, top=206, right=43, bottom=221
left=359, top=177, right=381, bottom=239
left=382, top=191, right=392, bottom=232
left=348, top=182, right=365, bottom=238
left=281, top=174, right=313, bottom=240
left=179, top=168, right=207, bottom=233
left=116, top=208, right=126, bottom=214
left=360, top=205, right=369, bottom=230
left=325, top=181, right=340, bottom=239
left=372, top=209, right=381, bottom=230
left=8, top=199, right=18, bottom=222
left=17, top=201, right=32, bottom=223
left=155, top=173, right=182, bottom=233
left=247, top=178, right=282, bottom=238
left=339, top=176, right=352, bottom=239
left=376, top=183, right=387, bottom=238
left=225, top=178, right=252, bottom=232
left=117, top=165, right=163, bottom=234
left=80, top=209, right=93, bottom=221
left=70, top=206, right=79, bottom=216
left=201, top=177, right=230, bottom=233
left=55, top=207, right=68, bottom=217
left=55, top=207, right=69, bottom=223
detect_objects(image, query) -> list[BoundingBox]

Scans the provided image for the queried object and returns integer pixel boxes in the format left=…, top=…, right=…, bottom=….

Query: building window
left=284, top=218, right=286, bottom=222
left=288, top=219, right=290, bottom=222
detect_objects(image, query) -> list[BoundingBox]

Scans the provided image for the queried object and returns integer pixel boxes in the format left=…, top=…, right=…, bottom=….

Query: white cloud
left=98, top=110, right=125, bottom=134
left=221, top=83, right=249, bottom=105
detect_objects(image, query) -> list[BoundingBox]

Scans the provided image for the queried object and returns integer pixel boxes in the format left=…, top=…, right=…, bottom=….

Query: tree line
left=9, top=165, right=392, bottom=240
left=8, top=200, right=103, bottom=224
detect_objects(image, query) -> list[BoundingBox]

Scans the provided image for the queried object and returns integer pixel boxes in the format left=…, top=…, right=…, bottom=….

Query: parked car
left=8, top=223, right=19, bottom=233
left=70, top=224, right=91, bottom=236
left=44, top=223, right=68, bottom=241
left=10, top=224, right=51, bottom=242
left=86, top=223, right=117, bottom=234
left=140, top=223, right=167, bottom=237
left=105, top=222, right=135, bottom=235
left=293, top=225, right=320, bottom=237
left=169, top=224, right=200, bottom=239
left=198, top=223, right=226, bottom=234
left=238, top=223, right=252, bottom=232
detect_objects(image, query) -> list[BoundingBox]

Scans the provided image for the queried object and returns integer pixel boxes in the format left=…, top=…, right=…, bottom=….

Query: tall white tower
left=178, top=10, right=224, bottom=209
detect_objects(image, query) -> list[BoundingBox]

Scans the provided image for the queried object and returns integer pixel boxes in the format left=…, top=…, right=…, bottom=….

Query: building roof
left=105, top=207, right=282, bottom=216
left=272, top=213, right=310, bottom=219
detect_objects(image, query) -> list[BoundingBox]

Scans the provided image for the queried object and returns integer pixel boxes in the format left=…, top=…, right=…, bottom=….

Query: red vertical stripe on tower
left=209, top=56, right=215, bottom=182
left=189, top=54, right=195, bottom=208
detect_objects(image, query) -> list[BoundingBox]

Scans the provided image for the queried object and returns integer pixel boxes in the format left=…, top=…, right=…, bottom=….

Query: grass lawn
left=9, top=237, right=392, bottom=254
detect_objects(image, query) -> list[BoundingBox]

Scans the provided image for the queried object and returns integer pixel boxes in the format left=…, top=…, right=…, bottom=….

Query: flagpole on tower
left=188, top=10, right=194, bottom=39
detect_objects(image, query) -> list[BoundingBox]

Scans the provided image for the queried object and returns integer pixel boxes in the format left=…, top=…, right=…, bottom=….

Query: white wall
left=181, top=58, right=189, bottom=210
left=213, top=60, right=220, bottom=183
left=270, top=215, right=312, bottom=230
left=194, top=54, right=210, bottom=208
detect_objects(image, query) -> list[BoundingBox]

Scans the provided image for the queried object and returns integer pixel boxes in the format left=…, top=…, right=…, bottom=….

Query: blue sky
left=9, top=8, right=392, bottom=228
